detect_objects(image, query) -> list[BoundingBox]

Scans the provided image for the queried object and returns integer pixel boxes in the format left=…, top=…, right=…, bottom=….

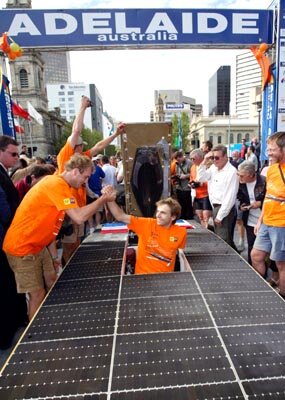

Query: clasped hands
left=102, top=185, right=117, bottom=202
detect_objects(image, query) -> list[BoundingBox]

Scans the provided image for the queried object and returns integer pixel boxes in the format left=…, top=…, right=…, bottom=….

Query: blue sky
left=0, top=0, right=274, bottom=121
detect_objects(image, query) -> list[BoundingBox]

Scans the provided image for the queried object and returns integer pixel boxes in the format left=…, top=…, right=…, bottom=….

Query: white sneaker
left=237, top=239, right=245, bottom=252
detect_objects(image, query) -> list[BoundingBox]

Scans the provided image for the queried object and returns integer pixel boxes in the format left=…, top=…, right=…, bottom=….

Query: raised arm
left=69, top=96, right=91, bottom=149
left=90, top=122, right=126, bottom=157
left=106, top=200, right=131, bottom=224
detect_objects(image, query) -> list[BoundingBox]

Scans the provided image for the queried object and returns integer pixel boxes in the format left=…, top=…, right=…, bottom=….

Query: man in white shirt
left=101, top=155, right=117, bottom=187
left=197, top=144, right=239, bottom=250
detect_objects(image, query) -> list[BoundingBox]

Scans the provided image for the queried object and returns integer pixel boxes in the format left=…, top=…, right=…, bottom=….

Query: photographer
left=189, top=149, right=212, bottom=228
left=173, top=151, right=193, bottom=220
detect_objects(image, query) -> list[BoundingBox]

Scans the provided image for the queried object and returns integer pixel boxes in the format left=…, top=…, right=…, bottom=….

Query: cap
left=75, top=137, right=88, bottom=146
left=92, top=154, right=103, bottom=161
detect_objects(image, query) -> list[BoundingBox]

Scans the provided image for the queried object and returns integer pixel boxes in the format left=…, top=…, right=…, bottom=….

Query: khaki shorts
left=7, top=247, right=55, bottom=293
left=61, top=223, right=85, bottom=243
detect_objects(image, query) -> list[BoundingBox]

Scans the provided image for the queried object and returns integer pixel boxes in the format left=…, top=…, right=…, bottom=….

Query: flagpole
left=28, top=120, right=34, bottom=158
left=17, top=117, right=22, bottom=145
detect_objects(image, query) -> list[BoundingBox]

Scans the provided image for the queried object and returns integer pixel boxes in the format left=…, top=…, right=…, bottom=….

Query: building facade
left=190, top=114, right=258, bottom=151
left=5, top=0, right=65, bottom=157
left=236, top=51, right=262, bottom=119
left=46, top=83, right=103, bottom=133
left=42, top=52, right=71, bottom=84
left=209, top=66, right=231, bottom=116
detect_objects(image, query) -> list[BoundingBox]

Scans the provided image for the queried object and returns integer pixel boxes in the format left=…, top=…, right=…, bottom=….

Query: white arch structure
left=1, top=1, right=285, bottom=158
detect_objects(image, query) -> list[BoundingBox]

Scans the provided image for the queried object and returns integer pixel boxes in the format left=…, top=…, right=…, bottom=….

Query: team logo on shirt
left=170, top=236, right=178, bottom=242
left=63, top=198, right=76, bottom=205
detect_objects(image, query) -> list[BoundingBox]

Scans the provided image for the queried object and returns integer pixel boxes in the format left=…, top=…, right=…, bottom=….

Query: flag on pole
left=27, top=101, right=43, bottom=125
left=14, top=118, right=24, bottom=133
left=102, top=112, right=114, bottom=138
left=12, top=100, right=30, bottom=120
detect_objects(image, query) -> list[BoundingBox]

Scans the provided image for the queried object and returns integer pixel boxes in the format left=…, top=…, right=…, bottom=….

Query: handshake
left=101, top=185, right=117, bottom=201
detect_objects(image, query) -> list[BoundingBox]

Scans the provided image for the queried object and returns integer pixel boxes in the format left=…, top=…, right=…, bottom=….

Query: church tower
left=154, top=94, right=165, bottom=122
left=5, top=0, right=64, bottom=156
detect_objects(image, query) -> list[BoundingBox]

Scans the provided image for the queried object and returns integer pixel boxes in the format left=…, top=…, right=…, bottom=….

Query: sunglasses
left=209, top=156, right=220, bottom=161
left=6, top=150, right=19, bottom=157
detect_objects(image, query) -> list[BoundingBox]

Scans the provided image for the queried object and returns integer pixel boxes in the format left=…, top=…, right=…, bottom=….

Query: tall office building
left=235, top=51, right=262, bottom=119
left=209, top=66, right=231, bottom=115
left=42, top=52, right=71, bottom=84
left=47, top=83, right=103, bottom=133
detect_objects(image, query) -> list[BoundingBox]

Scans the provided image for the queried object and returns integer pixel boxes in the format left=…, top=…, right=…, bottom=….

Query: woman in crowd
left=189, top=149, right=212, bottom=228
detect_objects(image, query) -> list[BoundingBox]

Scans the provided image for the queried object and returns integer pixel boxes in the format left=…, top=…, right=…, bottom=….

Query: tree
left=171, top=112, right=190, bottom=151
left=53, top=119, right=103, bottom=154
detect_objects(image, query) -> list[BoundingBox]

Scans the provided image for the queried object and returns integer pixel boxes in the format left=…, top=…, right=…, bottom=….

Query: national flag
left=14, top=118, right=24, bottom=133
left=102, top=112, right=116, bottom=143
left=27, top=101, right=43, bottom=125
left=12, top=100, right=30, bottom=120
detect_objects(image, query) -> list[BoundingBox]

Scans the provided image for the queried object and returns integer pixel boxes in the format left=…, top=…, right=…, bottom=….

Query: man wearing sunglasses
left=251, top=132, right=285, bottom=299
left=197, top=144, right=239, bottom=250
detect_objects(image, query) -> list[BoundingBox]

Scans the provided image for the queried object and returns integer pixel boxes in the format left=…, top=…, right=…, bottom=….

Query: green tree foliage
left=171, top=112, right=190, bottom=151
left=53, top=119, right=103, bottom=154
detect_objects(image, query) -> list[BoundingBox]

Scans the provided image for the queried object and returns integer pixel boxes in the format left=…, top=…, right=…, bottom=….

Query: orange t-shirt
left=190, top=164, right=209, bottom=199
left=3, top=175, right=78, bottom=256
left=170, top=159, right=177, bottom=176
left=263, top=163, right=285, bottom=227
left=56, top=140, right=91, bottom=206
left=128, top=216, right=187, bottom=275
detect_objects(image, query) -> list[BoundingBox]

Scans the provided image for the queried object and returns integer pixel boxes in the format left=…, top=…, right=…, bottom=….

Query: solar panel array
left=1, top=225, right=285, bottom=399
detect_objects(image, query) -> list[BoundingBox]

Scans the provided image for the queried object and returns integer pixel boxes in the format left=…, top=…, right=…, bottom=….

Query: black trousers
left=245, top=225, right=256, bottom=265
left=0, top=250, right=28, bottom=349
left=212, top=205, right=237, bottom=251
left=176, top=189, right=194, bottom=220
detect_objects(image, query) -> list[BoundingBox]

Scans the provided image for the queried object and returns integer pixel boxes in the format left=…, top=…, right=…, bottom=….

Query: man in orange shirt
left=3, top=154, right=116, bottom=320
left=251, top=132, right=285, bottom=298
left=56, top=96, right=125, bottom=263
left=105, top=192, right=187, bottom=275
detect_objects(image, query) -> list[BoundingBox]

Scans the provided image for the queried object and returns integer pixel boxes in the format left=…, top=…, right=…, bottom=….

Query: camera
left=189, top=181, right=201, bottom=189
left=171, top=175, right=181, bottom=185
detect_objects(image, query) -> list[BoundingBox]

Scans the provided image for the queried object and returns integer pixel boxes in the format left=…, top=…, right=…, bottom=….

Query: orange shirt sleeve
left=56, top=141, right=74, bottom=174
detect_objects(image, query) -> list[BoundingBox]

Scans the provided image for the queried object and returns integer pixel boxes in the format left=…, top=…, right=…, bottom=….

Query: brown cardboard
left=121, top=122, right=172, bottom=216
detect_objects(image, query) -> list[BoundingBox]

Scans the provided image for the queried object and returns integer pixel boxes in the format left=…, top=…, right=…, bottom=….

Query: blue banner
left=0, top=9, right=273, bottom=48
left=0, top=74, right=16, bottom=138
left=261, top=66, right=277, bottom=161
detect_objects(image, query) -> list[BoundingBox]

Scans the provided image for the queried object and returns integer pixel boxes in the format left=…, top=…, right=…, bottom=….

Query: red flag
left=12, top=100, right=31, bottom=120
left=14, top=118, right=24, bottom=133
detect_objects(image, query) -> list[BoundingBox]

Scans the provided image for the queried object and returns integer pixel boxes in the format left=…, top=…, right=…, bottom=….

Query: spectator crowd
left=1, top=95, right=284, bottom=352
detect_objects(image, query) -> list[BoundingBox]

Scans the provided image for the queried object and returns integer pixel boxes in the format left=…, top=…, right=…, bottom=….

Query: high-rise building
left=209, top=66, right=231, bottom=116
left=235, top=51, right=262, bottom=119
left=42, top=52, right=71, bottom=84
left=46, top=83, right=103, bottom=133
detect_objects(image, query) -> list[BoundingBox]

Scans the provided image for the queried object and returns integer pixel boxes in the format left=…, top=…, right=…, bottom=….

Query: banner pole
left=28, top=120, right=34, bottom=157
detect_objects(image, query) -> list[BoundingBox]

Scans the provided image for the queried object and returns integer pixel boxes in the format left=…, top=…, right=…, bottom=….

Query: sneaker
left=237, top=239, right=245, bottom=252
left=88, top=227, right=95, bottom=234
